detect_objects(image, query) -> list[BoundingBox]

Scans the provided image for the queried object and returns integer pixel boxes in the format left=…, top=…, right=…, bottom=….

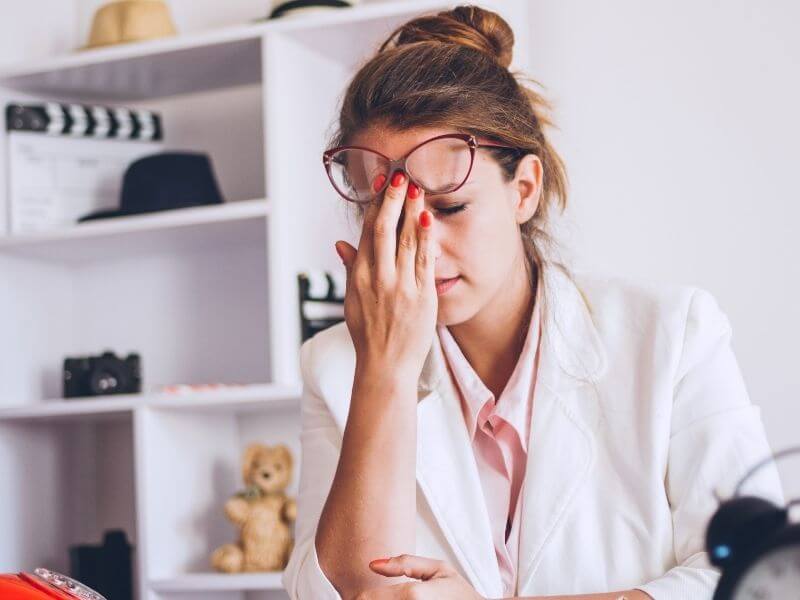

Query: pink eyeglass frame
left=322, top=132, right=521, bottom=203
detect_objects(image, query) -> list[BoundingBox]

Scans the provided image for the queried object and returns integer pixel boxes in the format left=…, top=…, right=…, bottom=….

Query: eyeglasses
left=322, top=133, right=521, bottom=204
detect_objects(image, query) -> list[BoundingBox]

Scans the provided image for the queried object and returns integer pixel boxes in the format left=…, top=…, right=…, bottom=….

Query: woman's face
left=349, top=125, right=542, bottom=327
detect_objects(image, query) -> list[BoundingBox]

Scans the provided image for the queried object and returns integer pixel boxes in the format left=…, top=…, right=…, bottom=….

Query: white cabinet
left=0, top=2, right=528, bottom=598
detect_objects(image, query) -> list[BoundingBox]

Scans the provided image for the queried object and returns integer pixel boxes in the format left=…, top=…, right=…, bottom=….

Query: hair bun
left=381, top=4, right=514, bottom=69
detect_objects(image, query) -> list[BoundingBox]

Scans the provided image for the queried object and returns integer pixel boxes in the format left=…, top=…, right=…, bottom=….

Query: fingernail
left=334, top=243, right=344, bottom=262
left=369, top=558, right=390, bottom=567
left=408, top=182, right=420, bottom=199
left=372, top=174, right=387, bottom=192
left=420, top=210, right=431, bottom=228
left=391, top=171, right=406, bottom=187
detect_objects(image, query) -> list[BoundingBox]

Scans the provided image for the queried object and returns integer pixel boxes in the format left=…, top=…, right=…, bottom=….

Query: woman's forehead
left=350, top=125, right=457, bottom=157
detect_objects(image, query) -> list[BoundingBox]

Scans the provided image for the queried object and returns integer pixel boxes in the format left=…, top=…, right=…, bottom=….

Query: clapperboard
left=297, top=270, right=346, bottom=343
left=5, top=103, right=162, bottom=140
left=3, top=102, right=164, bottom=234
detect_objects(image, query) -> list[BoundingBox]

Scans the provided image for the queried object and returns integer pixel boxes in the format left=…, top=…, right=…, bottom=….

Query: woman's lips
left=435, top=276, right=460, bottom=295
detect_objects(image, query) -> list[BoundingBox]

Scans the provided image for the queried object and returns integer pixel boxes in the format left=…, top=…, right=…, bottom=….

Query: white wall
left=0, top=0, right=77, bottom=65
left=527, top=1, right=800, bottom=490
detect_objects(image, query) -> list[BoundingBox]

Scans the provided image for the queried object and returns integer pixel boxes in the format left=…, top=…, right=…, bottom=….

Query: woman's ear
left=513, top=153, right=543, bottom=224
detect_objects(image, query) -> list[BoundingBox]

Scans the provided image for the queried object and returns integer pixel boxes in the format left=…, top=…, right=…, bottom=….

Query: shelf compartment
left=1, top=214, right=271, bottom=402
left=150, top=572, right=284, bottom=592
left=0, top=0, right=452, bottom=101
left=0, top=416, right=138, bottom=590
left=0, top=199, right=269, bottom=262
left=137, top=406, right=301, bottom=582
left=0, top=28, right=263, bottom=101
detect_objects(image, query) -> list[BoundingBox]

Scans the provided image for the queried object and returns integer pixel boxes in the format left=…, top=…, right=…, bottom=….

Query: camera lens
left=89, top=366, right=126, bottom=395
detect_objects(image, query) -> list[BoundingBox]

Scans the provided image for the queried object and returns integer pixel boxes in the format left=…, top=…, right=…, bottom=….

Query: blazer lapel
left=516, top=265, right=608, bottom=593
left=414, top=333, right=505, bottom=598
left=413, top=264, right=609, bottom=597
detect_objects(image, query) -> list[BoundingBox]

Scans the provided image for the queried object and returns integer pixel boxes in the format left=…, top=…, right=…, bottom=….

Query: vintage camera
left=63, top=351, right=142, bottom=398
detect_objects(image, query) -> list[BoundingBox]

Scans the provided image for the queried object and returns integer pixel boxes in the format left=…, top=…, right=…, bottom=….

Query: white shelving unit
left=0, top=1, right=530, bottom=598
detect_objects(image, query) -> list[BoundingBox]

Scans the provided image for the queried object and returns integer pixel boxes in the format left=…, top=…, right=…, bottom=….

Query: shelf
left=0, top=0, right=453, bottom=101
left=0, top=24, right=263, bottom=101
left=0, top=383, right=301, bottom=422
left=150, top=572, right=284, bottom=592
left=0, top=199, right=269, bottom=262
left=150, top=383, right=302, bottom=413
left=0, top=395, right=138, bottom=423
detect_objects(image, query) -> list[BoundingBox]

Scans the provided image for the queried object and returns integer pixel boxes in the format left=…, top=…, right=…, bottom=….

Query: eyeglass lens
left=328, top=137, right=472, bottom=202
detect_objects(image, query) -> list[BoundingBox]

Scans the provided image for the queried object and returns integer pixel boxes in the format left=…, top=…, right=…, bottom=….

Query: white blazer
left=282, top=265, right=785, bottom=599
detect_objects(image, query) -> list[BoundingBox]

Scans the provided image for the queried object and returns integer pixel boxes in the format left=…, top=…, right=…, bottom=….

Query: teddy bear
left=211, top=443, right=297, bottom=572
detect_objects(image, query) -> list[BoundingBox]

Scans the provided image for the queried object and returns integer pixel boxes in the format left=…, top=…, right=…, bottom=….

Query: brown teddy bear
left=211, top=443, right=297, bottom=572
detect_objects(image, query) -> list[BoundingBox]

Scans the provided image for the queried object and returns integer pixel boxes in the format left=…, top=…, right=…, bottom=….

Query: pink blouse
left=436, top=299, right=542, bottom=598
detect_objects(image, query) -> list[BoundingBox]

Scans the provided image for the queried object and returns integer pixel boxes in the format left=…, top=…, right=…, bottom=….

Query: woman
left=282, top=5, right=784, bottom=599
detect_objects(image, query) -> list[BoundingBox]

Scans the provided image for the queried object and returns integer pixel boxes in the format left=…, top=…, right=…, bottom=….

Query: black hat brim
left=77, top=209, right=132, bottom=223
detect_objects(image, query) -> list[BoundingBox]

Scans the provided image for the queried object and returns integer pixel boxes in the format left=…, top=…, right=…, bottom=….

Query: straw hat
left=84, top=0, right=177, bottom=49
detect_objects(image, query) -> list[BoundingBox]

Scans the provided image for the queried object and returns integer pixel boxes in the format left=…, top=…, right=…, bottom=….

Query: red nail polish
left=420, top=210, right=431, bottom=228
left=408, top=182, right=420, bottom=199
left=372, top=174, right=387, bottom=192
left=391, top=171, right=406, bottom=187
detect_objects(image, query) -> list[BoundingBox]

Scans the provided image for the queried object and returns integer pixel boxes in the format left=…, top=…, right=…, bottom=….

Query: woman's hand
left=335, top=171, right=438, bottom=379
left=352, top=554, right=485, bottom=600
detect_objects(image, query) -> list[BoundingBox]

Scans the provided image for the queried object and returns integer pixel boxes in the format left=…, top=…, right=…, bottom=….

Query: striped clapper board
left=297, top=269, right=346, bottom=343
left=3, top=102, right=164, bottom=234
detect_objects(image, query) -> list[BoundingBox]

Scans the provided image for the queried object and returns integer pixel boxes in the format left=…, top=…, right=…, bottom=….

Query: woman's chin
left=436, top=298, right=479, bottom=328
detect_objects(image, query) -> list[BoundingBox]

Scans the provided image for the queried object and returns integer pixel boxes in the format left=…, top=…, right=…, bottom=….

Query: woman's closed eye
left=435, top=203, right=467, bottom=216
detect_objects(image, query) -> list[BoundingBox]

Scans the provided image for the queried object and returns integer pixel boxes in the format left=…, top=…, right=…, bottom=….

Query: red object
left=408, top=182, right=420, bottom=199
left=391, top=171, right=405, bottom=187
left=372, top=174, right=387, bottom=192
left=420, top=210, right=431, bottom=228
left=0, top=569, right=106, bottom=599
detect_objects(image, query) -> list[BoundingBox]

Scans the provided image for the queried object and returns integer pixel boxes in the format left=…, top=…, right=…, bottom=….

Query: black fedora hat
left=266, top=0, right=354, bottom=20
left=78, top=152, right=224, bottom=222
